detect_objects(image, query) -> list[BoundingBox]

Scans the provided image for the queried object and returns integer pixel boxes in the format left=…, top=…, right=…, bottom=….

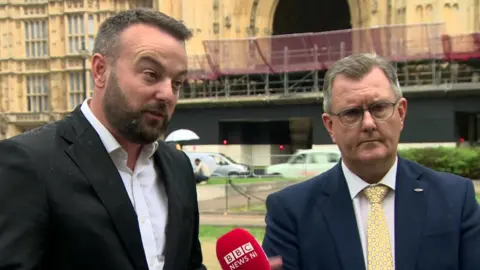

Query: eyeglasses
left=330, top=99, right=399, bottom=127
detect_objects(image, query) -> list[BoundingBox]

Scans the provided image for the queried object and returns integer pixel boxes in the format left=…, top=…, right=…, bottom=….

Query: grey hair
left=93, top=8, right=192, bottom=62
left=322, top=53, right=402, bottom=113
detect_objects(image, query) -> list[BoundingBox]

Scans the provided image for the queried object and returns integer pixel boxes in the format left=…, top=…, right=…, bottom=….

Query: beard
left=103, top=72, right=171, bottom=145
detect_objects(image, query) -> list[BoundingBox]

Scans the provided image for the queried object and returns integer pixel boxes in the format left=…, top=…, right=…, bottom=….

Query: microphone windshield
left=215, top=228, right=270, bottom=270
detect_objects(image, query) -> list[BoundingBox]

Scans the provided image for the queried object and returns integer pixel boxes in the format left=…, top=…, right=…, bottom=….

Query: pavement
left=473, top=180, right=480, bottom=192
left=198, top=190, right=271, bottom=213
left=198, top=180, right=480, bottom=227
left=196, top=184, right=226, bottom=202
left=200, top=213, right=266, bottom=227
left=198, top=190, right=268, bottom=227
left=200, top=241, right=220, bottom=270
left=197, top=184, right=270, bottom=227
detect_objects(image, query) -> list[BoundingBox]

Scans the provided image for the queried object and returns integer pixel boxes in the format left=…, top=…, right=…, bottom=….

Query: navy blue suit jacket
left=262, top=157, right=480, bottom=270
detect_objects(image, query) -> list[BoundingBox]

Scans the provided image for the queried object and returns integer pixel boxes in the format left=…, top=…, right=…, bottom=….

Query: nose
left=361, top=110, right=377, bottom=131
left=154, top=78, right=177, bottom=101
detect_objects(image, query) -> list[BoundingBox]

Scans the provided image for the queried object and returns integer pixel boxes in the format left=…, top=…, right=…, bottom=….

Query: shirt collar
left=80, top=98, right=159, bottom=158
left=342, top=156, right=397, bottom=200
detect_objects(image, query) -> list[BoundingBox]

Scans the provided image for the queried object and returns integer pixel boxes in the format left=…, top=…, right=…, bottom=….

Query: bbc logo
left=224, top=242, right=254, bottom=265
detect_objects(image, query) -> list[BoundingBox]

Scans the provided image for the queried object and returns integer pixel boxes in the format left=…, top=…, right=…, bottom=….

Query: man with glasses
left=261, top=53, right=480, bottom=270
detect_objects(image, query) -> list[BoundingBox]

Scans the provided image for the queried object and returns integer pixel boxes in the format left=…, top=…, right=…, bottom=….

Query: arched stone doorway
left=272, top=0, right=351, bottom=35
left=248, top=0, right=369, bottom=36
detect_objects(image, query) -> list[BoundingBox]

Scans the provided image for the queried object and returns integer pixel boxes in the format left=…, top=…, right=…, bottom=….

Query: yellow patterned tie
left=363, top=185, right=394, bottom=270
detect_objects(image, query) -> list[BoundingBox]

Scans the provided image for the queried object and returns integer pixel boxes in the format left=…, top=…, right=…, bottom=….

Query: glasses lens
left=339, top=108, right=363, bottom=126
left=370, top=102, right=394, bottom=121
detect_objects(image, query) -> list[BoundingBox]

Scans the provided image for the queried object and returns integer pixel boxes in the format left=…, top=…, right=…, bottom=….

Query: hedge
left=398, top=147, right=480, bottom=180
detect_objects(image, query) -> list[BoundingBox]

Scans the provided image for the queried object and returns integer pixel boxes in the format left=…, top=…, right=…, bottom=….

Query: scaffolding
left=182, top=23, right=480, bottom=100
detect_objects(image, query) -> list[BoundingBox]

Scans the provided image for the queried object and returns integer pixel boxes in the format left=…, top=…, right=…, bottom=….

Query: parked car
left=264, top=149, right=341, bottom=178
left=184, top=151, right=250, bottom=177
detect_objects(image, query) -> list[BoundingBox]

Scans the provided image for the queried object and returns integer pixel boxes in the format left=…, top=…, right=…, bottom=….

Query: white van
left=184, top=152, right=250, bottom=177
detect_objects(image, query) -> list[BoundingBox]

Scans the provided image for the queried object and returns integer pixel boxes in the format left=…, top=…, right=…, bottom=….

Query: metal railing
left=223, top=178, right=267, bottom=214
left=200, top=154, right=324, bottom=215
left=180, top=60, right=480, bottom=100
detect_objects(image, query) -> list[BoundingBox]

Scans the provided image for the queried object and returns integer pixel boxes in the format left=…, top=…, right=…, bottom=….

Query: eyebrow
left=137, top=55, right=188, bottom=78
left=177, top=69, right=188, bottom=78
left=137, top=55, right=165, bottom=72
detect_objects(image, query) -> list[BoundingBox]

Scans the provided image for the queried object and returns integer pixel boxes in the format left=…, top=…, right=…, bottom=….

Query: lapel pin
left=414, top=188, right=424, bottom=192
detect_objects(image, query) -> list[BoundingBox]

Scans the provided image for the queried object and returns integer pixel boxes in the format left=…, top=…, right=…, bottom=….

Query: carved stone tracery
left=0, top=114, right=8, bottom=140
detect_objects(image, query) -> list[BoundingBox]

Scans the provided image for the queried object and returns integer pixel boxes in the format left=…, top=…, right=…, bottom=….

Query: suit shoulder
left=3, top=121, right=62, bottom=151
left=403, top=159, right=472, bottom=194
left=271, top=176, right=319, bottom=196
left=159, top=141, right=191, bottom=164
left=404, top=158, right=472, bottom=183
left=0, top=122, right=65, bottom=176
left=265, top=171, right=334, bottom=221
left=161, top=141, right=185, bottom=156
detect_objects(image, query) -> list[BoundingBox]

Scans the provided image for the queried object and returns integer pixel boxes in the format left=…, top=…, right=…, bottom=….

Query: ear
left=397, top=97, right=407, bottom=130
left=91, top=53, right=109, bottom=90
left=322, top=113, right=336, bottom=143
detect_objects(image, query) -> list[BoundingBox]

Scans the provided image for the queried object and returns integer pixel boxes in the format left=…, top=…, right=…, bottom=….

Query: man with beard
left=0, top=9, right=206, bottom=270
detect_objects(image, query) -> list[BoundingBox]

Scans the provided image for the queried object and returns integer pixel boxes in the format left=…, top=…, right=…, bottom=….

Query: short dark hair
left=195, top=158, right=201, bottom=162
left=93, top=8, right=192, bottom=61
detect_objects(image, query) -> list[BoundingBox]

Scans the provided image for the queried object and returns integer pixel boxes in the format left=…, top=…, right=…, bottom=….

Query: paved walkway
left=196, top=185, right=226, bottom=202
left=200, top=213, right=265, bottom=227
left=473, top=180, right=480, bottom=192
left=200, top=240, right=221, bottom=270
left=198, top=190, right=271, bottom=213
left=198, top=180, right=480, bottom=227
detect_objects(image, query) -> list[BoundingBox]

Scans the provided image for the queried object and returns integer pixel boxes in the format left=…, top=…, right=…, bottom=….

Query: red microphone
left=216, top=228, right=270, bottom=270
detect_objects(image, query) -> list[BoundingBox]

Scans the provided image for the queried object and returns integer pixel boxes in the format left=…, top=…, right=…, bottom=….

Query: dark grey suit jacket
left=0, top=106, right=206, bottom=270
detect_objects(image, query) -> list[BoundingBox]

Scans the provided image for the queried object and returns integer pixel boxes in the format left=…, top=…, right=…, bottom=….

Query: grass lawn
left=199, top=225, right=265, bottom=270
left=199, top=225, right=266, bottom=241
left=206, top=177, right=298, bottom=185
left=476, top=193, right=480, bottom=203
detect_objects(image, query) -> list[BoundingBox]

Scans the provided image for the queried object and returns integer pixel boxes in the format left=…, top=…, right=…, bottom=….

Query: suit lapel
left=154, top=143, right=182, bottom=270
left=394, top=158, right=428, bottom=270
left=61, top=108, right=148, bottom=270
left=319, top=164, right=366, bottom=270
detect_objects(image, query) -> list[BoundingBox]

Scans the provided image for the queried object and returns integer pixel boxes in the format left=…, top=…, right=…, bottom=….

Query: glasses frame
left=330, top=98, right=401, bottom=127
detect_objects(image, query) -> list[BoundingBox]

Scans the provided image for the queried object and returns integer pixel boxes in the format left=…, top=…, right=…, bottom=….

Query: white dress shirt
left=342, top=157, right=397, bottom=269
left=81, top=99, right=168, bottom=270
